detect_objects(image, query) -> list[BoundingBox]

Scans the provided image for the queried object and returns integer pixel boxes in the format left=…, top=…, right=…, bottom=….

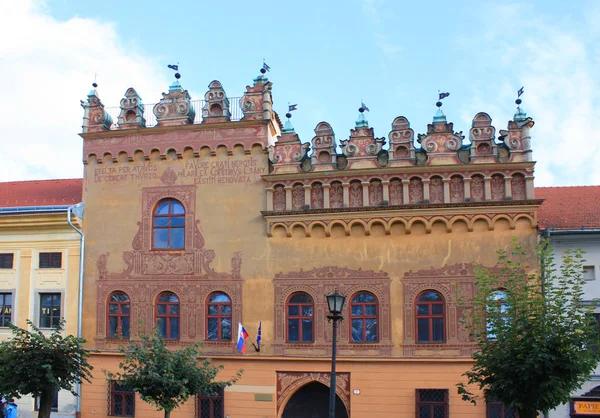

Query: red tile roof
left=0, top=179, right=82, bottom=208
left=536, top=186, right=600, bottom=230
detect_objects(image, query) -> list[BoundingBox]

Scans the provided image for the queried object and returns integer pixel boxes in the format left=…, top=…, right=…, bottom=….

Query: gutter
left=544, top=229, right=600, bottom=235
left=0, top=205, right=71, bottom=214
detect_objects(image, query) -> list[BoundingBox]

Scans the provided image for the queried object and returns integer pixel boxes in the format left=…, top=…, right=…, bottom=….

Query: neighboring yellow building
left=0, top=179, right=83, bottom=418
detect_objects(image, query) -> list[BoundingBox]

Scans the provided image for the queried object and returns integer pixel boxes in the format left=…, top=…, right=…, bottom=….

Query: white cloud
left=0, top=0, right=171, bottom=181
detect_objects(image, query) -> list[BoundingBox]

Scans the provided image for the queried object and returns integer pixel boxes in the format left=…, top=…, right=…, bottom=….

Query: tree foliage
left=108, top=330, right=242, bottom=418
left=0, top=320, right=94, bottom=418
left=457, top=240, right=600, bottom=418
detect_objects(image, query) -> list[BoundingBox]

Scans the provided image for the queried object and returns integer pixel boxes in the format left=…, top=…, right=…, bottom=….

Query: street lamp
left=326, top=290, right=346, bottom=418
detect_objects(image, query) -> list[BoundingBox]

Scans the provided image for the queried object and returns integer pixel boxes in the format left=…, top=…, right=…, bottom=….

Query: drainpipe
left=67, top=202, right=85, bottom=418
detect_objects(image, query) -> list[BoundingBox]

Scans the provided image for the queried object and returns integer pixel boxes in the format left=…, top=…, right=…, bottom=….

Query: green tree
left=0, top=320, right=93, bottom=418
left=108, top=330, right=242, bottom=418
left=457, top=241, right=600, bottom=418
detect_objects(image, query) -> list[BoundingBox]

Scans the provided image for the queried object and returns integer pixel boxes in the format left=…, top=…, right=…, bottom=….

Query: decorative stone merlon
left=201, top=80, right=231, bottom=123
left=117, top=87, right=146, bottom=129
left=81, top=89, right=112, bottom=133
left=339, top=111, right=385, bottom=169
left=240, top=74, right=274, bottom=121
left=153, top=81, right=195, bottom=127
left=417, top=108, right=464, bottom=165
left=388, top=116, right=416, bottom=166
left=498, top=107, right=535, bottom=163
left=268, top=127, right=309, bottom=174
left=310, top=122, right=337, bottom=171
left=469, top=112, right=497, bottom=163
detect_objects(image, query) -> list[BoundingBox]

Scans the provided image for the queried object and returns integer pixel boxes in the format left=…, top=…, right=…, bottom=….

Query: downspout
left=67, top=204, right=85, bottom=418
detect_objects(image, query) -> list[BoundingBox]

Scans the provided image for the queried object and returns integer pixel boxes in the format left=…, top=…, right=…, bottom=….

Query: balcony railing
left=104, top=97, right=244, bottom=129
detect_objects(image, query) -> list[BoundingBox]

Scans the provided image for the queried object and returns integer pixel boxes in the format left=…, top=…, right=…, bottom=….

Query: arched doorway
left=282, top=382, right=348, bottom=418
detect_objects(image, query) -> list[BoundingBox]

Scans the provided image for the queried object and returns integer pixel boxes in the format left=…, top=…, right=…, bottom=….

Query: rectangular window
left=39, top=293, right=61, bottom=328
left=416, top=389, right=448, bottom=418
left=0, top=293, right=12, bottom=327
left=0, top=254, right=13, bottom=269
left=109, top=381, right=135, bottom=417
left=39, top=252, right=62, bottom=269
left=35, top=390, right=59, bottom=411
left=197, top=388, right=224, bottom=418
left=584, top=266, right=596, bottom=281
left=487, top=397, right=518, bottom=418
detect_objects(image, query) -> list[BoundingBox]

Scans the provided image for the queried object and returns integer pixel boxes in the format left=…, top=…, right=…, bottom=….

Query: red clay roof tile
left=0, top=179, right=82, bottom=208
left=536, top=186, right=600, bottom=230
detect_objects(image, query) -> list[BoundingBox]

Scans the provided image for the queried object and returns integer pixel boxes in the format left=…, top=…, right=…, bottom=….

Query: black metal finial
left=92, top=82, right=98, bottom=88
left=285, top=112, right=292, bottom=119
left=436, top=101, right=442, bottom=108
left=260, top=68, right=266, bottom=74
left=515, top=98, right=522, bottom=105
left=359, top=107, right=365, bottom=113
left=175, top=72, right=181, bottom=79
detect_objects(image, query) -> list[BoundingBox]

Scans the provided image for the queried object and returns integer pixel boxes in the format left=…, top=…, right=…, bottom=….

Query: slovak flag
left=237, top=323, right=249, bottom=354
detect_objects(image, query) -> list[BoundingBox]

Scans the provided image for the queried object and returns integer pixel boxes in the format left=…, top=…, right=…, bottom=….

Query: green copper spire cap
left=355, top=111, right=368, bottom=128
left=282, top=118, right=295, bottom=133
left=169, top=80, right=183, bottom=92
left=514, top=106, right=528, bottom=122
left=433, top=108, right=446, bottom=123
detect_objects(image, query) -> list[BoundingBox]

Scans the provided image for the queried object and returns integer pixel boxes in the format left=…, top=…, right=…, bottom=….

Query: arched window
left=107, top=292, right=130, bottom=339
left=415, top=290, right=445, bottom=342
left=153, top=199, right=185, bottom=249
left=350, top=292, right=378, bottom=342
left=206, top=292, right=232, bottom=341
left=487, top=289, right=509, bottom=339
left=286, top=292, right=314, bottom=342
left=156, top=292, right=180, bottom=340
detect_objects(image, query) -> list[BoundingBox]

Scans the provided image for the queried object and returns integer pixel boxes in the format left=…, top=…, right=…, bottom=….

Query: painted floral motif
left=330, top=182, right=343, bottom=208
left=273, top=185, right=286, bottom=210
left=292, top=183, right=305, bottom=210
left=369, top=180, right=383, bottom=206
left=409, top=178, right=424, bottom=204
left=349, top=181, right=363, bottom=207
left=450, top=176, right=464, bottom=203
left=490, top=174, right=505, bottom=201
left=470, top=175, right=484, bottom=202
left=389, top=179, right=403, bottom=205
left=511, top=173, right=526, bottom=200
left=429, top=177, right=444, bottom=204
left=311, top=183, right=324, bottom=209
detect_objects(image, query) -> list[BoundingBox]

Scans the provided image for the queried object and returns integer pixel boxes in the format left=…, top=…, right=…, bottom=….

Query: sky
left=1, top=0, right=599, bottom=186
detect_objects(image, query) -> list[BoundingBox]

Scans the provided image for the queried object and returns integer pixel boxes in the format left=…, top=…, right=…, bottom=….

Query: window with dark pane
left=487, top=396, right=518, bottom=418
left=206, top=292, right=232, bottom=341
left=0, top=293, right=12, bottom=327
left=286, top=292, right=314, bottom=342
left=487, top=289, right=509, bottom=340
left=107, top=292, right=131, bottom=338
left=39, top=252, right=62, bottom=268
left=109, top=381, right=135, bottom=417
left=350, top=292, right=378, bottom=343
left=416, top=389, right=448, bottom=418
left=197, top=387, right=224, bottom=418
left=415, top=290, right=445, bottom=343
left=153, top=199, right=185, bottom=249
left=40, top=293, right=61, bottom=328
left=35, top=390, right=58, bottom=412
left=0, top=254, right=13, bottom=269
left=156, top=292, right=180, bottom=340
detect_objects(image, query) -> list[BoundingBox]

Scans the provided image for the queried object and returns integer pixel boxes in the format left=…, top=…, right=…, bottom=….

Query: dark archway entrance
left=282, top=382, right=348, bottom=418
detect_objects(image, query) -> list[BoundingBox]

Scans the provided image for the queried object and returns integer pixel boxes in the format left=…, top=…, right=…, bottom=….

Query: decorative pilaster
left=402, top=180, right=410, bottom=204
left=422, top=179, right=431, bottom=203
left=304, top=185, right=311, bottom=208
left=484, top=177, right=492, bottom=201
left=362, top=182, right=369, bottom=206
left=504, top=177, right=513, bottom=200
left=285, top=187, right=293, bottom=210
left=443, top=179, right=451, bottom=203
left=342, top=183, right=350, bottom=207
left=323, top=185, right=331, bottom=209
left=525, top=176, right=535, bottom=199
left=382, top=181, right=390, bottom=204
left=463, top=178, right=472, bottom=201
left=266, top=188, right=273, bottom=211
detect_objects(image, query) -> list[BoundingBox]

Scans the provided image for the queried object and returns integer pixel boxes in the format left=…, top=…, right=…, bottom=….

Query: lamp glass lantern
left=326, top=291, right=346, bottom=316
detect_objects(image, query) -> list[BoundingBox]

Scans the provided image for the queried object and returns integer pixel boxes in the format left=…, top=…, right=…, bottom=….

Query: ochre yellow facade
left=78, top=74, right=539, bottom=417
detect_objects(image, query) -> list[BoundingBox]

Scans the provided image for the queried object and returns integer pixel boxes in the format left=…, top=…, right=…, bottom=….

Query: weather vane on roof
left=359, top=100, right=370, bottom=113
left=516, top=86, right=524, bottom=105
left=261, top=59, right=271, bottom=74
left=167, top=63, right=181, bottom=79
left=286, top=103, right=298, bottom=119
left=437, top=90, right=450, bottom=107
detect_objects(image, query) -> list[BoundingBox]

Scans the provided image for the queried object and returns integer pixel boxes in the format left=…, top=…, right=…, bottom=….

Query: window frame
left=285, top=292, right=314, bottom=343
left=108, top=380, right=135, bottom=417
left=486, top=397, right=518, bottom=418
left=39, top=252, right=62, bottom=269
left=39, top=292, right=61, bottom=329
left=197, top=387, right=224, bottom=418
left=107, top=291, right=131, bottom=339
left=152, top=199, right=186, bottom=250
left=155, top=291, right=180, bottom=340
left=349, top=291, right=379, bottom=343
left=206, top=292, right=232, bottom=342
left=415, top=290, right=446, bottom=343
left=415, top=389, right=449, bottom=418
left=486, top=289, right=509, bottom=340
left=0, top=253, right=14, bottom=269
left=0, top=292, right=12, bottom=327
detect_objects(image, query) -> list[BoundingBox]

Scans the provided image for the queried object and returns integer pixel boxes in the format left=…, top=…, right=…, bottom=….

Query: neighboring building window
left=35, top=390, right=59, bottom=412
left=206, top=292, right=232, bottom=341
left=0, top=253, right=13, bottom=269
left=286, top=292, right=314, bottom=342
left=197, top=387, right=224, bottom=418
left=39, top=252, right=62, bottom=269
left=109, top=381, right=135, bottom=417
left=40, top=293, right=61, bottom=328
left=584, top=266, right=596, bottom=281
left=416, top=389, right=448, bottom=418
left=0, top=293, right=12, bottom=327
left=156, top=292, right=180, bottom=340
left=415, top=290, right=445, bottom=342
left=487, top=396, right=518, bottom=418
left=350, top=292, right=378, bottom=342
left=107, top=292, right=131, bottom=339
left=153, top=199, right=185, bottom=249
left=487, top=289, right=509, bottom=340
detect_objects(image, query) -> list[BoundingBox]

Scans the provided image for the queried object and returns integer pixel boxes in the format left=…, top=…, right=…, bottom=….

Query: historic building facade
left=78, top=70, right=540, bottom=418
left=0, top=179, right=83, bottom=418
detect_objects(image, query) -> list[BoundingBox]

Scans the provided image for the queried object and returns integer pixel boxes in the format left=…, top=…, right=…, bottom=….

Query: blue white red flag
left=256, top=322, right=262, bottom=348
left=237, top=323, right=249, bottom=354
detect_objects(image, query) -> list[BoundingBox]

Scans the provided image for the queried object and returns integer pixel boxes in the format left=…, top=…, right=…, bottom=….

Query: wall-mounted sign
left=573, top=400, right=600, bottom=415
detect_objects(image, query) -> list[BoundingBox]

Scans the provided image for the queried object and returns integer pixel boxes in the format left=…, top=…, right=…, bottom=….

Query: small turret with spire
left=81, top=80, right=112, bottom=133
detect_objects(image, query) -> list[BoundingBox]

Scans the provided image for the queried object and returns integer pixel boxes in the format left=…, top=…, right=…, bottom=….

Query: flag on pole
left=288, top=104, right=297, bottom=112
left=237, top=323, right=249, bottom=354
left=438, top=92, right=450, bottom=100
left=517, top=86, right=524, bottom=97
left=262, top=62, right=271, bottom=72
left=361, top=101, right=370, bottom=112
left=256, top=322, right=262, bottom=348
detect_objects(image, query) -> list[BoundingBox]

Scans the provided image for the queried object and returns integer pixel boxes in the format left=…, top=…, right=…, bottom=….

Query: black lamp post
left=326, top=290, right=346, bottom=418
